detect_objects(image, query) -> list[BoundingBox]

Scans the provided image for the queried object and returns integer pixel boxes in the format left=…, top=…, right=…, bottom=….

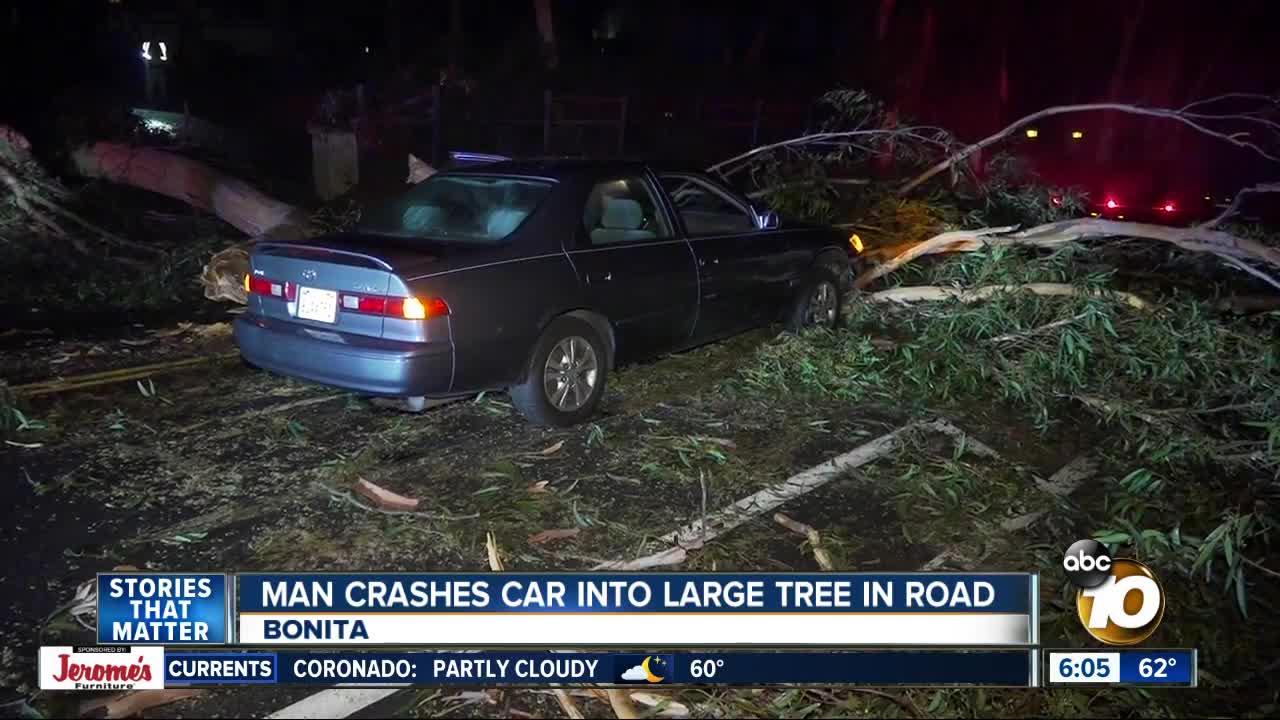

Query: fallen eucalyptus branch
left=865, top=283, right=1153, bottom=311
left=899, top=96, right=1280, bottom=195
left=855, top=217, right=1280, bottom=291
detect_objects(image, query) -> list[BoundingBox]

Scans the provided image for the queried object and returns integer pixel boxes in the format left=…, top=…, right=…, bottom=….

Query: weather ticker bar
left=156, top=650, right=1038, bottom=687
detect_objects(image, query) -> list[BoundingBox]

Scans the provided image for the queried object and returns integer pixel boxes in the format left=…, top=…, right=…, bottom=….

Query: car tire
left=510, top=316, right=610, bottom=427
left=785, top=265, right=844, bottom=332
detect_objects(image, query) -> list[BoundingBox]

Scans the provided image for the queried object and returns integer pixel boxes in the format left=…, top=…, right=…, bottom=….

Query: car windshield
left=359, top=175, right=554, bottom=244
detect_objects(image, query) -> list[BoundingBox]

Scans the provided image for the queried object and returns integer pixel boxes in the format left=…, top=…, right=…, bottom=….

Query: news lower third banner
left=94, top=572, right=1037, bottom=647
left=236, top=573, right=1038, bottom=646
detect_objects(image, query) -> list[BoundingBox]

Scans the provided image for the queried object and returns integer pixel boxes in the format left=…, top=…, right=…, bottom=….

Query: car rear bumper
left=234, top=315, right=453, bottom=397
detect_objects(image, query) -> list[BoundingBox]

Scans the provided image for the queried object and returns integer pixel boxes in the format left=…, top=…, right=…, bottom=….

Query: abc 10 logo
left=1063, top=539, right=1165, bottom=645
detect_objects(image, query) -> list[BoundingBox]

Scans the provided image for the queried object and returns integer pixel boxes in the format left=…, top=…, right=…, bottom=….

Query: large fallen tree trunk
left=71, top=143, right=318, bottom=303
left=67, top=142, right=437, bottom=304
left=71, top=143, right=315, bottom=238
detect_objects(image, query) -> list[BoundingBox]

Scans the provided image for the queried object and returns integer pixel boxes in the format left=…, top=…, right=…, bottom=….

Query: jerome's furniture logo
left=39, top=646, right=164, bottom=690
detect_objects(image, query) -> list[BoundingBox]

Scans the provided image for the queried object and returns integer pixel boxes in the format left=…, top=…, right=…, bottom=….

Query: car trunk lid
left=249, top=241, right=402, bottom=339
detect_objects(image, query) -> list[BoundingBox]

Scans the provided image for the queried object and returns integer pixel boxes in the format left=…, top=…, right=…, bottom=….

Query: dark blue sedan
left=235, top=158, right=853, bottom=425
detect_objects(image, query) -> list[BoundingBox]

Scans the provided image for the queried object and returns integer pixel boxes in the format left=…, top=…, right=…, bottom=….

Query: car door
left=568, top=173, right=699, bottom=360
left=659, top=173, right=805, bottom=339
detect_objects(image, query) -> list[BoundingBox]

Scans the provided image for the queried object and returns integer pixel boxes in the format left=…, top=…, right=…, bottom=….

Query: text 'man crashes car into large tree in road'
left=234, top=158, right=855, bottom=426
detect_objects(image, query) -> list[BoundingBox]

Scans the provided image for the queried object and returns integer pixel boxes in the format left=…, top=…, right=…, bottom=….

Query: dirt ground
left=0, top=314, right=1270, bottom=718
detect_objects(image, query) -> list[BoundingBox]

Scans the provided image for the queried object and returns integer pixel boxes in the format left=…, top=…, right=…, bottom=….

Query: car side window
left=582, top=176, right=673, bottom=245
left=659, top=175, right=756, bottom=236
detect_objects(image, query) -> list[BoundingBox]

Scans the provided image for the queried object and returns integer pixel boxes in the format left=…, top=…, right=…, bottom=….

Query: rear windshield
left=359, top=175, right=553, bottom=244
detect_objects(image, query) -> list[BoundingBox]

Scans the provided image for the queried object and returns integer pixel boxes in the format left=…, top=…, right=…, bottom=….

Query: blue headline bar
left=237, top=573, right=1032, bottom=613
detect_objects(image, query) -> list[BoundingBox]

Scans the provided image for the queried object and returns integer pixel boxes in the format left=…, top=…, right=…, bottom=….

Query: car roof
left=444, top=157, right=657, bottom=182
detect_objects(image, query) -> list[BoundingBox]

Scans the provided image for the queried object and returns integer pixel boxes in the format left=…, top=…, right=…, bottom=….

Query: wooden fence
left=311, top=86, right=820, bottom=198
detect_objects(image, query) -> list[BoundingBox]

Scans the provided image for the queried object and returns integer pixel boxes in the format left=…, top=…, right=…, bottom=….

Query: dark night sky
left=3, top=0, right=1277, bottom=196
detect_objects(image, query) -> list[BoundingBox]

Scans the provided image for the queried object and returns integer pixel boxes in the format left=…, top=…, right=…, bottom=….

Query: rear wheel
left=785, top=266, right=844, bottom=332
left=510, top=316, right=609, bottom=426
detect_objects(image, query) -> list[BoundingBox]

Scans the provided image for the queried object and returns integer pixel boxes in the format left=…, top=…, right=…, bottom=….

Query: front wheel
left=785, top=267, right=844, bottom=332
left=510, top=316, right=609, bottom=426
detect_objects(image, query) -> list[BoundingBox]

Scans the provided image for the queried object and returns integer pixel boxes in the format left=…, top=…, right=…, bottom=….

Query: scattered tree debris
left=486, top=531, right=505, bottom=571
left=314, top=481, right=477, bottom=521
left=627, top=692, right=691, bottom=717
left=354, top=477, right=421, bottom=511
left=551, top=689, right=585, bottom=719
left=606, top=689, right=640, bottom=720
left=533, top=440, right=566, bottom=456
left=528, top=528, right=581, bottom=545
left=596, top=419, right=990, bottom=570
left=81, top=689, right=205, bottom=719
left=1001, top=455, right=1099, bottom=532
left=774, top=513, right=835, bottom=570
left=407, top=154, right=436, bottom=183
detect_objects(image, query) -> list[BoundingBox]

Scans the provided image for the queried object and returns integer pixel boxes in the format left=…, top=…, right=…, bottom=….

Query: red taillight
left=1105, top=198, right=1119, bottom=210
left=340, top=293, right=448, bottom=319
left=339, top=293, right=387, bottom=314
left=247, top=277, right=297, bottom=300
left=249, top=276, right=276, bottom=296
left=1161, top=202, right=1175, bottom=213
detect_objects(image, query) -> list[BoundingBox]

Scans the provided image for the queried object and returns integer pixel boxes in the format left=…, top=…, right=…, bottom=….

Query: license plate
left=297, top=286, right=338, bottom=323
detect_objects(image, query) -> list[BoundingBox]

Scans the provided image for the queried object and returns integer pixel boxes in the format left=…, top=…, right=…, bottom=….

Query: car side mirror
left=752, top=205, right=780, bottom=230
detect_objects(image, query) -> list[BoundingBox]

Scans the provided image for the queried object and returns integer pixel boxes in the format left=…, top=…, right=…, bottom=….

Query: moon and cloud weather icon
left=618, top=656, right=668, bottom=683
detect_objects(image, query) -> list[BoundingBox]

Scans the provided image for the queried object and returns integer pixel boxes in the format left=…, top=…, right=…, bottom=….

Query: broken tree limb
left=746, top=177, right=869, bottom=200
left=899, top=97, right=1280, bottom=196
left=853, top=225, right=1019, bottom=288
left=707, top=124, right=955, bottom=180
left=11, top=352, right=242, bottom=397
left=266, top=689, right=400, bottom=720
left=865, top=283, right=1153, bottom=311
left=989, top=312, right=1090, bottom=345
left=314, top=481, right=478, bottom=522
left=594, top=419, right=991, bottom=571
left=0, top=163, right=71, bottom=240
left=855, top=217, right=1280, bottom=292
